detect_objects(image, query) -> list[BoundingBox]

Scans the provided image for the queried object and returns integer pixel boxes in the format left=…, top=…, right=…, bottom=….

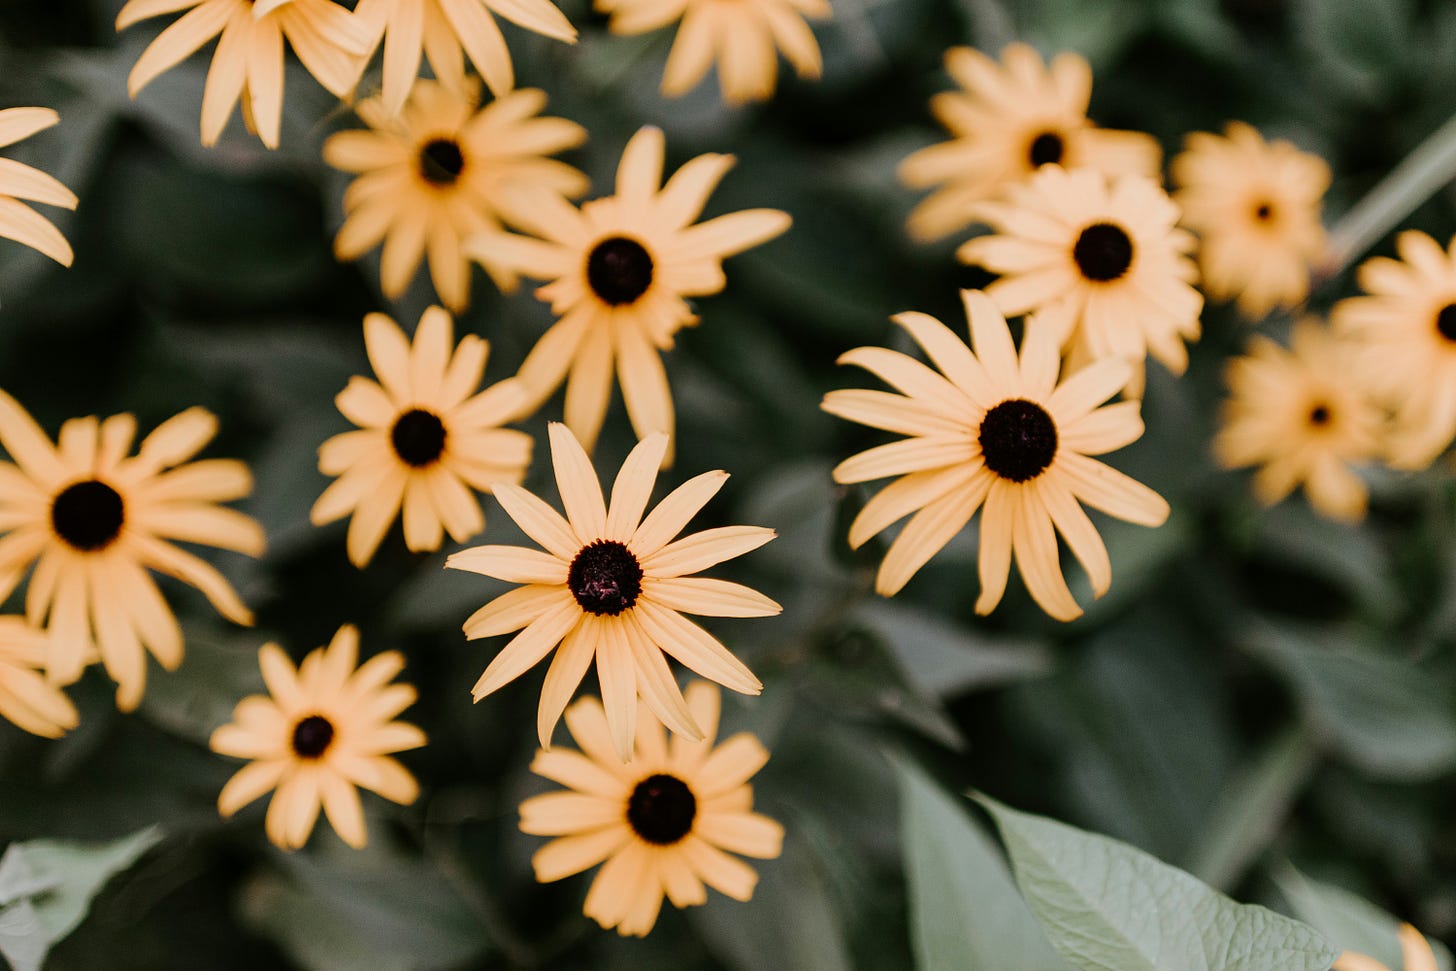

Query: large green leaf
left=976, top=797, right=1339, bottom=971
left=896, top=758, right=1072, bottom=971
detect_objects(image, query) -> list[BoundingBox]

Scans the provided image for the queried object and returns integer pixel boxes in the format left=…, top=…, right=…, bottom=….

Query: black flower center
left=1028, top=131, right=1065, bottom=167
left=51, top=479, right=125, bottom=551
left=1072, top=222, right=1135, bottom=282
left=1308, top=404, right=1331, bottom=426
left=626, top=773, right=697, bottom=845
left=419, top=138, right=465, bottom=186
left=978, top=399, right=1059, bottom=482
left=391, top=408, right=447, bottom=467
left=291, top=714, right=335, bottom=759
left=1435, top=304, right=1456, bottom=343
left=1253, top=201, right=1273, bottom=222
left=586, top=237, right=654, bottom=306
left=567, top=540, right=643, bottom=616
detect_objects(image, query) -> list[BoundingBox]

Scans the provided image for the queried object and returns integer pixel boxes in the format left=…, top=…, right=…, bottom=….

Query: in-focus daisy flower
left=0, top=618, right=79, bottom=738
left=325, top=80, right=587, bottom=312
left=1332, top=230, right=1456, bottom=470
left=467, top=126, right=790, bottom=458
left=311, top=307, right=532, bottom=567
left=1172, top=122, right=1331, bottom=319
left=519, top=681, right=783, bottom=937
left=211, top=625, right=425, bottom=850
left=0, top=392, right=264, bottom=710
left=1333, top=923, right=1438, bottom=971
left=445, top=423, right=777, bottom=759
left=354, top=0, right=576, bottom=115
left=595, top=0, right=830, bottom=106
left=1213, top=319, right=1382, bottom=523
left=0, top=108, right=77, bottom=267
left=116, top=0, right=372, bottom=149
left=898, top=43, right=1162, bottom=243
left=821, top=289, right=1169, bottom=621
left=959, top=166, right=1203, bottom=382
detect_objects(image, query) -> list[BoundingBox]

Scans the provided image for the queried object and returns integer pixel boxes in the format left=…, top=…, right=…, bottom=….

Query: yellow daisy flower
left=959, top=165, right=1203, bottom=381
left=1213, top=319, right=1382, bottom=523
left=354, top=0, right=576, bottom=116
left=0, top=618, right=79, bottom=739
left=519, top=681, right=783, bottom=937
left=116, top=0, right=372, bottom=149
left=898, top=43, right=1162, bottom=243
left=1332, top=230, right=1456, bottom=470
left=466, top=126, right=791, bottom=459
left=1172, top=122, right=1331, bottom=319
left=310, top=306, right=533, bottom=568
left=324, top=80, right=587, bottom=313
left=821, top=289, right=1169, bottom=621
left=1333, top=923, right=1438, bottom=971
left=445, top=422, right=778, bottom=760
left=0, top=392, right=264, bottom=710
left=595, top=0, right=830, bottom=106
left=0, top=108, right=77, bottom=267
left=211, top=624, right=426, bottom=850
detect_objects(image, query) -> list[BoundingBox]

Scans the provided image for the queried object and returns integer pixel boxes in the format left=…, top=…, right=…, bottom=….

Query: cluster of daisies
left=0, top=10, right=1449, bottom=940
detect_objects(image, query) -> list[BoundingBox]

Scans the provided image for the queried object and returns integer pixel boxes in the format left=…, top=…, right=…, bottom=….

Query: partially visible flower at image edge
left=116, top=0, right=372, bottom=149
left=211, top=624, right=426, bottom=850
left=898, top=43, right=1161, bottom=243
left=0, top=391, right=264, bottom=710
left=324, top=79, right=588, bottom=312
left=519, top=680, right=783, bottom=937
left=0, top=618, right=79, bottom=738
left=0, top=108, right=77, bottom=267
left=310, top=306, right=533, bottom=567
left=822, top=289, right=1169, bottom=621
left=445, top=422, right=778, bottom=760
left=595, top=0, right=830, bottom=106
left=1172, top=121, right=1331, bottom=319
left=1333, top=923, right=1438, bottom=971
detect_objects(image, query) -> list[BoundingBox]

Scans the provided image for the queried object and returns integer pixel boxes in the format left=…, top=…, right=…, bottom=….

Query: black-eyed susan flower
left=1332, top=230, right=1456, bottom=470
left=1333, top=923, right=1438, bottom=971
left=0, top=618, right=79, bottom=738
left=1213, top=319, right=1382, bottom=523
left=959, top=166, right=1203, bottom=383
left=211, top=625, right=425, bottom=850
left=519, top=681, right=783, bottom=937
left=595, top=0, right=829, bottom=106
left=117, top=0, right=371, bottom=149
left=311, top=307, right=532, bottom=568
left=898, top=43, right=1162, bottom=243
left=1172, top=122, right=1331, bottom=319
left=445, top=423, right=776, bottom=760
left=466, top=126, right=790, bottom=458
left=0, top=108, right=77, bottom=267
left=821, top=289, right=1169, bottom=621
left=354, top=0, right=576, bottom=115
left=325, top=80, right=587, bottom=313
left=0, top=392, right=264, bottom=710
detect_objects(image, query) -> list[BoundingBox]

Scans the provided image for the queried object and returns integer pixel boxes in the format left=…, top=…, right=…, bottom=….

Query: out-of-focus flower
left=519, top=681, right=783, bottom=936
left=0, top=618, right=78, bottom=738
left=0, top=108, right=77, bottom=267
left=1332, top=923, right=1438, bottom=971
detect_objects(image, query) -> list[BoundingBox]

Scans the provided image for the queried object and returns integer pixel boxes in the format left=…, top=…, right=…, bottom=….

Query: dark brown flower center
left=1072, top=222, right=1135, bottom=282
left=586, top=237, right=654, bottom=306
left=291, top=714, right=335, bottom=759
left=626, top=773, right=697, bottom=845
left=1308, top=404, right=1331, bottom=426
left=567, top=540, right=643, bottom=616
left=1028, top=131, right=1065, bottom=167
left=51, top=479, right=125, bottom=551
left=419, top=138, right=465, bottom=186
left=979, top=399, right=1059, bottom=482
left=391, top=408, right=447, bottom=467
left=1253, top=201, right=1274, bottom=222
left=1436, top=303, right=1456, bottom=343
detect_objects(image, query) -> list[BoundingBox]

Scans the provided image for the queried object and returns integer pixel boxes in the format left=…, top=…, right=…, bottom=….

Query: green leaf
left=1245, top=624, right=1456, bottom=779
left=895, top=758, right=1072, bottom=971
left=975, top=796, right=1339, bottom=971
left=850, top=600, right=1053, bottom=696
left=0, top=899, right=46, bottom=971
